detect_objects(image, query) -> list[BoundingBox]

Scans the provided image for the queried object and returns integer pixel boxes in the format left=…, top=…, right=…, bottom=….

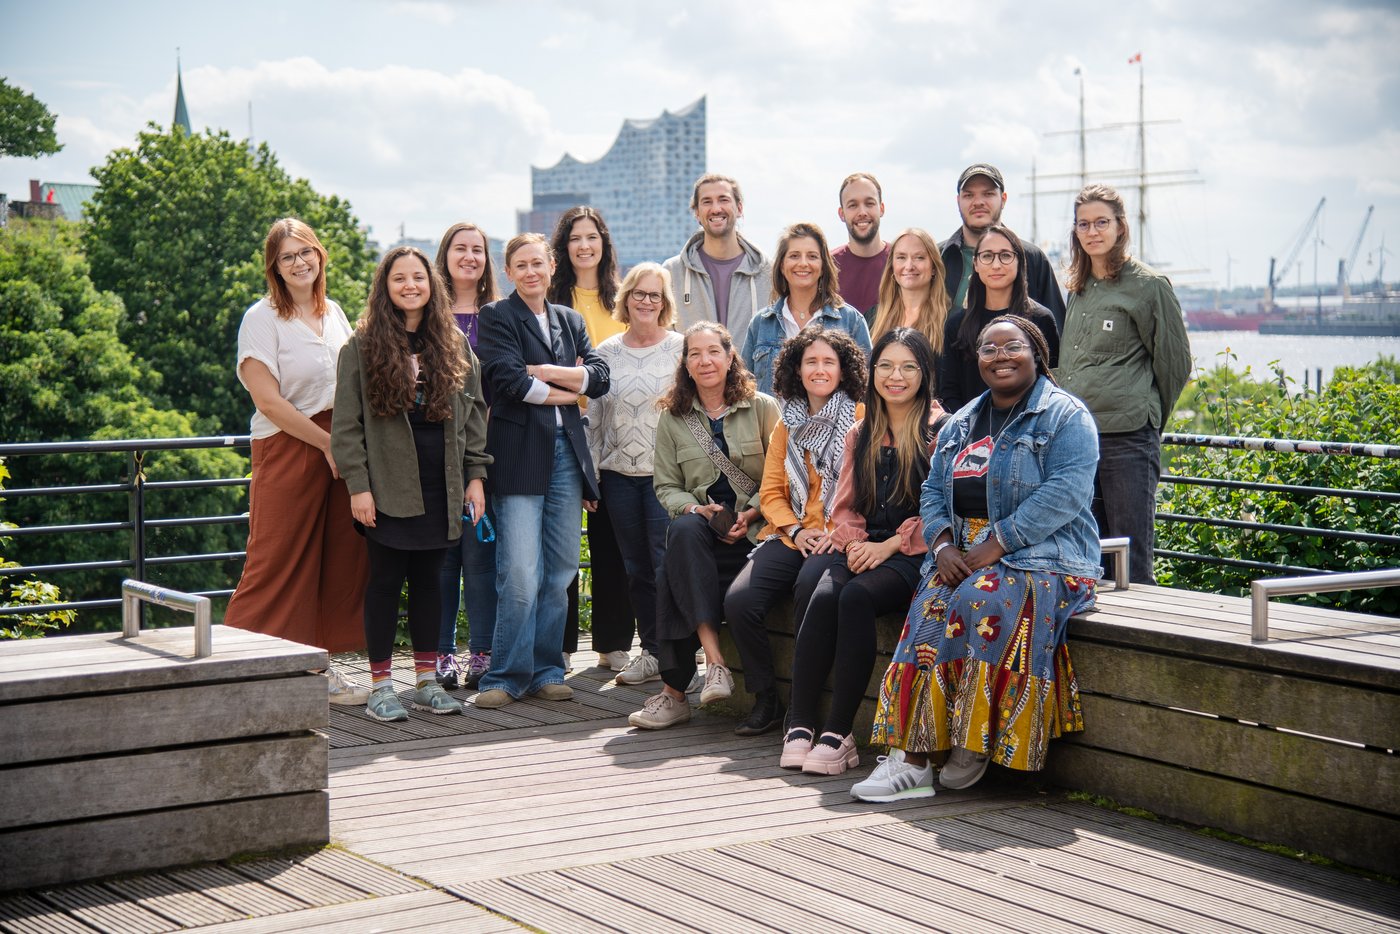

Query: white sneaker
left=628, top=691, right=691, bottom=730
left=851, top=748, right=936, bottom=802
left=599, top=650, right=631, bottom=671
left=699, top=664, right=734, bottom=704
left=325, top=667, right=369, bottom=705
left=616, top=650, right=661, bottom=684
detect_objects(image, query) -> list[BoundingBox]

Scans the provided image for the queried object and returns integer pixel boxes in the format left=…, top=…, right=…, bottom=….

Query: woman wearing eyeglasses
left=584, top=263, right=685, bottom=687
left=1054, top=184, right=1190, bottom=586
left=227, top=218, right=370, bottom=705
left=853, top=315, right=1099, bottom=801
left=938, top=225, right=1059, bottom=415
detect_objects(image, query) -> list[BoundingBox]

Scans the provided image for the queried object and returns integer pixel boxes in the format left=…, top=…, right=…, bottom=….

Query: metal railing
left=122, top=579, right=212, bottom=657
left=1251, top=569, right=1400, bottom=642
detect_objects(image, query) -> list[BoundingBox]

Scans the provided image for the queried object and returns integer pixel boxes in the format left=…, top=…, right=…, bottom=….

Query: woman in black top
left=938, top=225, right=1059, bottom=414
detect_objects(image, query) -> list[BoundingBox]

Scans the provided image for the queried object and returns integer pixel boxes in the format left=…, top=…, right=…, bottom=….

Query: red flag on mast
left=1128, top=52, right=1142, bottom=64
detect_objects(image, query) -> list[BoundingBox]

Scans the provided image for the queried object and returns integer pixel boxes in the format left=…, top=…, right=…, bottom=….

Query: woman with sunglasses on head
left=939, top=224, right=1060, bottom=415
left=853, top=315, right=1099, bottom=801
left=332, top=247, right=490, bottom=722
left=868, top=228, right=951, bottom=368
left=1055, top=184, right=1190, bottom=585
left=584, top=263, right=685, bottom=687
left=548, top=206, right=634, bottom=673
left=228, top=218, right=370, bottom=705
left=433, top=222, right=500, bottom=691
left=780, top=328, right=946, bottom=775
left=724, top=328, right=866, bottom=736
left=741, top=221, right=871, bottom=396
left=628, top=323, right=779, bottom=730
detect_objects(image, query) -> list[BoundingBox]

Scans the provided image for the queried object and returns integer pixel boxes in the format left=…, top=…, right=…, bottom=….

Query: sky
left=4, top=0, right=1398, bottom=293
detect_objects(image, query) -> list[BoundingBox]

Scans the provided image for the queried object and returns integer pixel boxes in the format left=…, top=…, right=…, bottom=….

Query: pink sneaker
left=779, top=728, right=813, bottom=770
left=802, top=733, right=859, bottom=775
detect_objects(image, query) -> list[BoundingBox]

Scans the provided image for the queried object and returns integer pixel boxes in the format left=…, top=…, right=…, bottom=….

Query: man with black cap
left=940, top=163, right=1067, bottom=331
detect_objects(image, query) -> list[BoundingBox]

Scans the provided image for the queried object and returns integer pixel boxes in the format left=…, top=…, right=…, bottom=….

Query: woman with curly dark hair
left=781, top=327, right=947, bottom=775
left=332, top=246, right=490, bottom=723
left=723, top=328, right=866, bottom=736
left=628, top=322, right=779, bottom=730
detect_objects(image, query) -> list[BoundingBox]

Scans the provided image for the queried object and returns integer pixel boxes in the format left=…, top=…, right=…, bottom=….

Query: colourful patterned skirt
left=870, top=520, right=1098, bottom=772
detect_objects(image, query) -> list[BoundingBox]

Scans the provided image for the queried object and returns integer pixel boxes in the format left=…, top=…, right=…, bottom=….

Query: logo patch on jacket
left=1102, top=319, right=1114, bottom=331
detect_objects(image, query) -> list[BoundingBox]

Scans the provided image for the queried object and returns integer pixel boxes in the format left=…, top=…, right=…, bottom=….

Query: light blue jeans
left=437, top=508, right=498, bottom=656
left=480, top=430, right=583, bottom=698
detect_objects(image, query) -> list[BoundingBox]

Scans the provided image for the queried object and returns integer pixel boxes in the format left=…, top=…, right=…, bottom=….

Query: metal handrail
left=121, top=579, right=212, bottom=658
left=1250, top=569, right=1400, bottom=642
left=1100, top=537, right=1130, bottom=591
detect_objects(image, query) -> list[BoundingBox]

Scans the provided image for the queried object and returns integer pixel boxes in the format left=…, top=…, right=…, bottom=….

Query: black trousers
left=724, top=538, right=838, bottom=695
left=364, top=539, right=446, bottom=663
left=564, top=500, right=635, bottom=654
left=654, top=513, right=751, bottom=692
left=789, top=555, right=917, bottom=737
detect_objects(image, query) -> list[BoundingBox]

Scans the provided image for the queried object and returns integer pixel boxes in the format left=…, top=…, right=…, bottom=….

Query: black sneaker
left=435, top=654, right=461, bottom=691
left=734, top=690, right=785, bottom=736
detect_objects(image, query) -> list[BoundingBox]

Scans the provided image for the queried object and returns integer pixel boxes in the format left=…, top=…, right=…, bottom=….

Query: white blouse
left=236, top=297, right=354, bottom=439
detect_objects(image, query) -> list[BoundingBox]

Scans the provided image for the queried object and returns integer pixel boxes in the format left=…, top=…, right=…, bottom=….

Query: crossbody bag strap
left=682, top=411, right=757, bottom=498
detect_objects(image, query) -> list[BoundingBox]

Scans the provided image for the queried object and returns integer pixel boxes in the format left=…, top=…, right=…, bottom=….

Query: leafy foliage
left=83, top=125, right=377, bottom=433
left=0, top=220, right=247, bottom=631
left=0, top=78, right=62, bottom=158
left=0, top=458, right=77, bottom=640
left=1159, top=355, right=1400, bottom=614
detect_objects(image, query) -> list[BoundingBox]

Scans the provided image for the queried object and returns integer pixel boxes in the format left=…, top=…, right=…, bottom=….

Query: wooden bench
left=719, top=582, right=1400, bottom=876
left=0, top=623, right=331, bottom=892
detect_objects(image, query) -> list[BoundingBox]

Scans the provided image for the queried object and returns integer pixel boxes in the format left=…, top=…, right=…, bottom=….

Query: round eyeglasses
left=974, top=250, right=1015, bottom=266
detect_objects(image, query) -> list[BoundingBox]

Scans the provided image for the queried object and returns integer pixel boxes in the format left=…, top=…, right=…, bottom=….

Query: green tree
left=0, top=78, right=62, bottom=158
left=0, top=457, right=77, bottom=640
left=1159, top=360, right=1400, bottom=614
left=83, top=126, right=376, bottom=433
left=0, top=219, right=247, bottom=631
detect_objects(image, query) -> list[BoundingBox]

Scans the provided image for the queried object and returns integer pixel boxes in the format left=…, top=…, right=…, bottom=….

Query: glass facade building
left=517, top=97, right=706, bottom=270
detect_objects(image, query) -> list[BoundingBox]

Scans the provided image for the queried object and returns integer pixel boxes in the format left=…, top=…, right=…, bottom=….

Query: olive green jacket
left=652, top=393, right=780, bottom=544
left=332, top=332, right=491, bottom=541
left=1055, top=257, right=1192, bottom=434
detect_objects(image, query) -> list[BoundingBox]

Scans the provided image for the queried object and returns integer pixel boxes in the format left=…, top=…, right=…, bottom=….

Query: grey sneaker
left=939, top=745, right=991, bottom=790
left=699, top=664, right=734, bottom=704
left=628, top=692, right=691, bottom=730
left=616, top=650, right=661, bottom=684
left=365, top=685, right=408, bottom=722
left=409, top=682, right=463, bottom=715
left=325, top=667, right=370, bottom=705
left=851, top=749, right=935, bottom=802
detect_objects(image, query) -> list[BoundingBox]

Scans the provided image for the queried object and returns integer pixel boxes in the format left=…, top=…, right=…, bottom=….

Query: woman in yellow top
left=724, top=328, right=866, bottom=736
left=548, top=206, right=632, bottom=672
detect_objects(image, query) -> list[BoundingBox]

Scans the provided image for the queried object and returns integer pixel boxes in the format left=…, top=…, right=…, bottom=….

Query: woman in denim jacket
left=741, top=222, right=871, bottom=395
left=853, top=315, right=1101, bottom=802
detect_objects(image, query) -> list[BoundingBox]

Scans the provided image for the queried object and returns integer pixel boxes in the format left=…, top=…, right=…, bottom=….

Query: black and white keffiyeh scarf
left=781, top=390, right=857, bottom=522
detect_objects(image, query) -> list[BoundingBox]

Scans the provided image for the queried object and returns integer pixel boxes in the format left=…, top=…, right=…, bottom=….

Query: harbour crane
left=1267, top=197, right=1325, bottom=306
left=1338, top=205, right=1373, bottom=298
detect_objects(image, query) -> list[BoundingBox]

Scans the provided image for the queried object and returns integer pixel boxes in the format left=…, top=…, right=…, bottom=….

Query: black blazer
left=479, top=292, right=610, bottom=499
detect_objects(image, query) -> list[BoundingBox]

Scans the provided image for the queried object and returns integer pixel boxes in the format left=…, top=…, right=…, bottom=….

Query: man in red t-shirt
left=831, top=172, right=890, bottom=326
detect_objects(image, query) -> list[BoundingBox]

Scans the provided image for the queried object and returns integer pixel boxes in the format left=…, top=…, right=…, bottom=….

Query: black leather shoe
left=734, top=690, right=785, bottom=736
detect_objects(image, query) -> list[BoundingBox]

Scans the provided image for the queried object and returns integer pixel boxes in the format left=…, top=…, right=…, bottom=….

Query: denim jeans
left=481, top=430, right=584, bottom=697
left=438, top=508, right=498, bottom=655
left=599, top=470, right=669, bottom=655
left=1094, top=422, right=1160, bottom=585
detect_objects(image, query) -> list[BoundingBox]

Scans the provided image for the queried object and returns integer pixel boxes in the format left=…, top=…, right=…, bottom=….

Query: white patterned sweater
left=585, top=331, right=685, bottom=478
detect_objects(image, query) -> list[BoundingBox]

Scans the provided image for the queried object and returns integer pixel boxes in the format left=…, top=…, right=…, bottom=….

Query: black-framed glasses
left=974, top=250, right=1015, bottom=266
left=1074, top=218, right=1114, bottom=233
left=976, top=340, right=1031, bottom=361
left=277, top=247, right=317, bottom=268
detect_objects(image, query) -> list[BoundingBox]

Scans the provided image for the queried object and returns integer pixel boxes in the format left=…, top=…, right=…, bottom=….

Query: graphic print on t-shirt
left=953, top=434, right=994, bottom=479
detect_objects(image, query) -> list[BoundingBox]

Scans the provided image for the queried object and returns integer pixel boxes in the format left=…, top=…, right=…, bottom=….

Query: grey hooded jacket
left=663, top=231, right=772, bottom=350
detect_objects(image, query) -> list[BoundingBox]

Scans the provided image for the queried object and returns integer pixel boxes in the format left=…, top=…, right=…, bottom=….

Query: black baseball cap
left=957, top=163, right=1005, bottom=193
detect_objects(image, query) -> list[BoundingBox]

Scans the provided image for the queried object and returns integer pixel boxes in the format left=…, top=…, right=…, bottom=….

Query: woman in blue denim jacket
left=741, top=222, right=871, bottom=395
left=853, top=314, right=1101, bottom=802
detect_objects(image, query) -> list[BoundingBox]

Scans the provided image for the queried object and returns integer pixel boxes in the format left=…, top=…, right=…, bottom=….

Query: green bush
left=1159, top=355, right=1400, bottom=614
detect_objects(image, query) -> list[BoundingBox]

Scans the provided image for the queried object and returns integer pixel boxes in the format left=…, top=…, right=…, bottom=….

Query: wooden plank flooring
left=4, top=635, right=1398, bottom=933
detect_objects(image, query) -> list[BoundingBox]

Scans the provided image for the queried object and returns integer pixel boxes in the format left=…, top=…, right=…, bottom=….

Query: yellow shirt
left=572, top=287, right=627, bottom=346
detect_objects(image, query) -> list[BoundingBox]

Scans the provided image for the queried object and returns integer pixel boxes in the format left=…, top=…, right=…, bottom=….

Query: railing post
left=1099, top=537, right=1131, bottom=590
left=121, top=579, right=213, bottom=658
left=126, top=450, right=148, bottom=628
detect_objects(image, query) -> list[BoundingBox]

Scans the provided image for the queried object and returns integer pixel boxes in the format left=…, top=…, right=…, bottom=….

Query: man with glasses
left=940, top=164, right=1067, bottom=331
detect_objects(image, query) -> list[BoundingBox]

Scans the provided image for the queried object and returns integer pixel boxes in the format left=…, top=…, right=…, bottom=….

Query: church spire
left=173, top=50, right=192, bottom=134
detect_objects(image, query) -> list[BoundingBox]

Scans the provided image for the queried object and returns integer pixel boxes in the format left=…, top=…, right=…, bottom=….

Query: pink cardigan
left=826, top=418, right=940, bottom=554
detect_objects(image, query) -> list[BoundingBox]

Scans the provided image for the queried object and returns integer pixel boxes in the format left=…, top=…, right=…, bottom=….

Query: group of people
left=224, top=162, right=1190, bottom=801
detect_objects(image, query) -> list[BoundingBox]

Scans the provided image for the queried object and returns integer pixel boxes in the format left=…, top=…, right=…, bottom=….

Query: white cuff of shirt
left=524, top=377, right=552, bottom=404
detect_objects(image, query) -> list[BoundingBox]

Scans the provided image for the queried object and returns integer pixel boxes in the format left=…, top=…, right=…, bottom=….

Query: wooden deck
left=5, top=618, right=1400, bottom=932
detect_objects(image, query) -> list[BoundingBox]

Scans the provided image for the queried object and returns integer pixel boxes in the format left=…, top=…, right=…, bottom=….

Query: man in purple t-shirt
left=831, top=172, right=890, bottom=326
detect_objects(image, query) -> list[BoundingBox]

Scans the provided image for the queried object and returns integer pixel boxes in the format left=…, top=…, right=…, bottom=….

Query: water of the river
left=1187, top=331, right=1400, bottom=387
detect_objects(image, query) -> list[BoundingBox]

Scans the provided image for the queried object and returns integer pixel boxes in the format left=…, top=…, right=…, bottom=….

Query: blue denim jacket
left=740, top=298, right=872, bottom=395
left=920, top=375, right=1102, bottom=578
